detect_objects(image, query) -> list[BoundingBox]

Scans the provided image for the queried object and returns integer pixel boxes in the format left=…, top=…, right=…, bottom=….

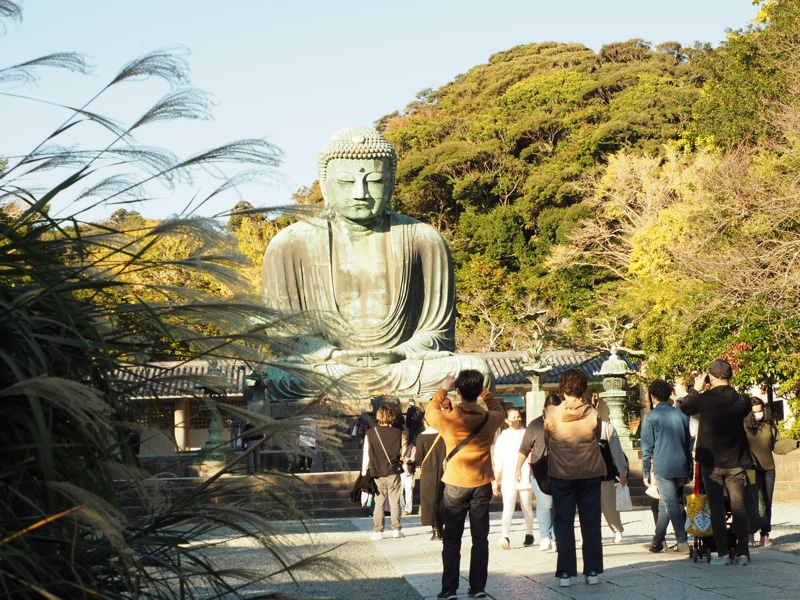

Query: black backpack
left=598, top=438, right=618, bottom=481
left=599, top=421, right=628, bottom=481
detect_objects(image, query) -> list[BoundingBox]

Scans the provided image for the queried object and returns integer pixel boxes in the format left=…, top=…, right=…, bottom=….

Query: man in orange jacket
left=424, top=369, right=505, bottom=600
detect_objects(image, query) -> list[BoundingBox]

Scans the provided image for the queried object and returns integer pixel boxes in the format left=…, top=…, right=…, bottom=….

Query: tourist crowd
left=360, top=360, right=799, bottom=600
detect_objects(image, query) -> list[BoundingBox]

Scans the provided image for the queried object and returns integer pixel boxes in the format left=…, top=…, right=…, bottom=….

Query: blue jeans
left=531, top=475, right=554, bottom=541
left=702, top=466, right=750, bottom=558
left=441, top=483, right=492, bottom=592
left=550, top=476, right=603, bottom=578
left=654, top=476, right=687, bottom=545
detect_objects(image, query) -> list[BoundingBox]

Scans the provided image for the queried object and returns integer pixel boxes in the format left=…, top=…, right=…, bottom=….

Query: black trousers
left=441, top=483, right=492, bottom=592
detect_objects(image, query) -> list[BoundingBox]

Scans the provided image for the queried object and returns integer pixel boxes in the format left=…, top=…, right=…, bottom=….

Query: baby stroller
left=687, top=463, right=736, bottom=562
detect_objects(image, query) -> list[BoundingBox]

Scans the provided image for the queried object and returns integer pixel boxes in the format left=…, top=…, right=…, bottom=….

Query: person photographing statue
left=424, top=370, right=505, bottom=600
left=262, top=127, right=491, bottom=401
left=679, top=359, right=751, bottom=565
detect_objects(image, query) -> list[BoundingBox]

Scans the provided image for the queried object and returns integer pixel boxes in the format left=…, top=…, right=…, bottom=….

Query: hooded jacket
left=544, top=398, right=606, bottom=480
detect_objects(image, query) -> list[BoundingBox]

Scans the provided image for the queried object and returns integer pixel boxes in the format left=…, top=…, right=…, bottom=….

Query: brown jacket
left=545, top=398, right=605, bottom=480
left=424, top=388, right=505, bottom=488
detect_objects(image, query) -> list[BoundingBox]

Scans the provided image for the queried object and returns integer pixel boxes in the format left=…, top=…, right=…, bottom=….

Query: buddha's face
left=322, top=158, right=392, bottom=223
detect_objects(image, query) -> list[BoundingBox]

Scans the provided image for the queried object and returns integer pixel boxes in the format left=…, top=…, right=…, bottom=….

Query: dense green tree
left=690, top=0, right=800, bottom=149
left=455, top=254, right=547, bottom=352
left=377, top=39, right=705, bottom=346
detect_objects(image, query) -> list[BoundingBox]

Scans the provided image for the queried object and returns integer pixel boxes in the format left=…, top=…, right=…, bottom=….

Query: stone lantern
left=595, top=346, right=637, bottom=450
left=193, top=360, right=237, bottom=474
left=242, top=366, right=271, bottom=473
left=244, top=366, right=270, bottom=419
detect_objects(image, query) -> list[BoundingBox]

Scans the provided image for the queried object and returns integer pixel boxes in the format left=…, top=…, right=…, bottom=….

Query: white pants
left=601, top=480, right=624, bottom=534
left=400, top=472, right=414, bottom=512
left=501, top=483, right=534, bottom=539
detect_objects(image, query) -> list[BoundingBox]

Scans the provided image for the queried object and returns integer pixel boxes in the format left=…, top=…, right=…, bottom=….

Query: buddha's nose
left=352, top=176, right=366, bottom=199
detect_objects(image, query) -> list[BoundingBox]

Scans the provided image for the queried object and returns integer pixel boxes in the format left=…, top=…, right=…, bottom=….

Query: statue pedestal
left=524, top=375, right=546, bottom=425
left=525, top=390, right=545, bottom=425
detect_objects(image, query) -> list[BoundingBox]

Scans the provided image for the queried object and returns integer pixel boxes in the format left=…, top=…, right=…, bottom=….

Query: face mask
left=754, top=413, right=764, bottom=421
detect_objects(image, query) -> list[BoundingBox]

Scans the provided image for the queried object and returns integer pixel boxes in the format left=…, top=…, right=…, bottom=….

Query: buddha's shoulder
left=268, top=218, right=328, bottom=246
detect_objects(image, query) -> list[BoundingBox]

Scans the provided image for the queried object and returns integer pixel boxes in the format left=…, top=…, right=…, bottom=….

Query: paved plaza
left=354, top=500, right=800, bottom=599
left=205, top=500, right=800, bottom=599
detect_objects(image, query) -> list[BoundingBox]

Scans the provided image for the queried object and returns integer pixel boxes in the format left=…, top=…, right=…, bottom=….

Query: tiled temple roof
left=472, top=349, right=638, bottom=386
left=117, top=350, right=638, bottom=398
left=114, top=360, right=248, bottom=399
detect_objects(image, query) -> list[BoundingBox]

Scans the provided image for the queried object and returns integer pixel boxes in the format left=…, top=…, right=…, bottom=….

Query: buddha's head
left=318, top=127, right=398, bottom=224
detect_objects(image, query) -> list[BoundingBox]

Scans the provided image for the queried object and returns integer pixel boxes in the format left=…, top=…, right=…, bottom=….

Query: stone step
left=121, top=470, right=655, bottom=519
left=135, top=443, right=658, bottom=518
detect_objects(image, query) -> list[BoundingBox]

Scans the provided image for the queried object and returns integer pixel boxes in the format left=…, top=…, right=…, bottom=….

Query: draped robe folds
left=262, top=213, right=490, bottom=399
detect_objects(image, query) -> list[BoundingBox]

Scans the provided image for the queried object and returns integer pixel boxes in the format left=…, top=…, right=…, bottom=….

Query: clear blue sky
left=1, top=0, right=760, bottom=221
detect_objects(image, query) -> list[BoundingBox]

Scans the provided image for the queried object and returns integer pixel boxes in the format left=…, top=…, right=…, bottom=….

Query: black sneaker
left=523, top=534, right=535, bottom=547
left=468, top=589, right=487, bottom=598
left=643, top=542, right=664, bottom=553
left=437, top=589, right=458, bottom=600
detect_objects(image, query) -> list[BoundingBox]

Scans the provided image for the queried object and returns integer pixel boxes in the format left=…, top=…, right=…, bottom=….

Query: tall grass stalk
left=0, top=2, right=353, bottom=597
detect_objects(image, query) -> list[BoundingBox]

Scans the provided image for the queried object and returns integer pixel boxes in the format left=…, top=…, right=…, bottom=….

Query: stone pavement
left=354, top=501, right=800, bottom=600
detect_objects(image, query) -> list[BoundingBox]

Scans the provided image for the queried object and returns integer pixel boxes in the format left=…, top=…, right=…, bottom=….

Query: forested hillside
left=379, top=38, right=705, bottom=353
left=32, top=0, right=800, bottom=410
left=369, top=0, right=800, bottom=421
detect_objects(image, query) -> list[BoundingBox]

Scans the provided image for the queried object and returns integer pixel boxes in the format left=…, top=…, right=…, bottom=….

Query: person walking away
left=640, top=379, right=693, bottom=554
left=424, top=370, right=505, bottom=600
left=679, top=359, right=751, bottom=565
left=353, top=408, right=372, bottom=449
left=297, top=417, right=316, bottom=472
left=400, top=431, right=417, bottom=514
left=416, top=420, right=446, bottom=540
left=392, top=408, right=405, bottom=432
left=545, top=368, right=605, bottom=587
left=361, top=405, right=404, bottom=540
left=515, top=393, right=561, bottom=551
left=406, top=399, right=423, bottom=444
left=595, top=399, right=629, bottom=544
left=744, top=396, right=800, bottom=547
left=493, top=407, right=534, bottom=550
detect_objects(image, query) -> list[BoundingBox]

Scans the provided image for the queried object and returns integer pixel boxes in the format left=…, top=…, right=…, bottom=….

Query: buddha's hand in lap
left=330, top=349, right=404, bottom=368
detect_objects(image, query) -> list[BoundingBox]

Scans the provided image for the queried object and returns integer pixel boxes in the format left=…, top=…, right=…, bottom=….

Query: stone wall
left=773, top=449, right=800, bottom=502
left=624, top=446, right=800, bottom=505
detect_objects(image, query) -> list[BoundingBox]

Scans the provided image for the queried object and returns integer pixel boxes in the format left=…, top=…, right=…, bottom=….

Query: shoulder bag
left=531, top=446, right=551, bottom=495
left=374, top=428, right=403, bottom=475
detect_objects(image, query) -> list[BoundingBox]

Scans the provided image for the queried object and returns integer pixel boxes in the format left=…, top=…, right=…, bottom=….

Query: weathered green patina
left=262, top=127, right=491, bottom=402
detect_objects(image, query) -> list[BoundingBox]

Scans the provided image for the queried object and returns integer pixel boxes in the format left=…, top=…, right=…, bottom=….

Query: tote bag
left=685, top=462, right=713, bottom=537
